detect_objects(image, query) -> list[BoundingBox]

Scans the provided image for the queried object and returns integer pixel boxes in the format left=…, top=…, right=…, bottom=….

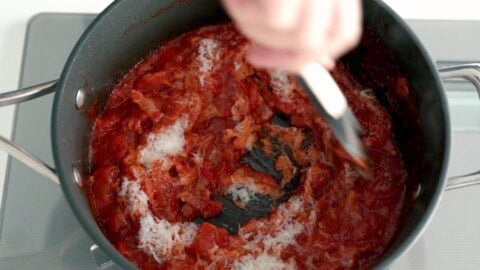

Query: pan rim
left=364, top=0, right=451, bottom=269
left=51, top=0, right=451, bottom=269
left=51, top=0, right=137, bottom=269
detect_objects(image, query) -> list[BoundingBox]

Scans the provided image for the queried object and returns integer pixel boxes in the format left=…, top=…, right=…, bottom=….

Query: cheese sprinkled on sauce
left=237, top=197, right=305, bottom=268
left=244, top=197, right=304, bottom=250
left=233, top=253, right=296, bottom=270
left=138, top=214, right=198, bottom=263
left=119, top=179, right=197, bottom=263
left=119, top=180, right=149, bottom=215
left=269, top=70, right=293, bottom=102
left=139, top=118, right=188, bottom=167
left=227, top=183, right=260, bottom=206
left=197, top=38, right=220, bottom=86
left=234, top=61, right=241, bottom=71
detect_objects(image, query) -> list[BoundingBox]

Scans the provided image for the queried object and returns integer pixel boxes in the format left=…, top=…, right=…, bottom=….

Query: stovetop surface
left=0, top=13, right=480, bottom=270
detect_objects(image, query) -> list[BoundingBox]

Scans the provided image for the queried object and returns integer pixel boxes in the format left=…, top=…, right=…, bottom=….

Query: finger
left=222, top=0, right=303, bottom=31
left=236, top=21, right=296, bottom=51
left=246, top=45, right=335, bottom=72
left=236, top=0, right=338, bottom=55
left=255, top=0, right=305, bottom=30
left=295, top=0, right=336, bottom=52
left=221, top=0, right=264, bottom=26
left=246, top=45, right=306, bottom=71
left=324, top=0, right=362, bottom=60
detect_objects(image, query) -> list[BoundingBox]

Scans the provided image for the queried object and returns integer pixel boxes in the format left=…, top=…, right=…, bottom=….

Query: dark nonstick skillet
left=1, top=0, right=480, bottom=268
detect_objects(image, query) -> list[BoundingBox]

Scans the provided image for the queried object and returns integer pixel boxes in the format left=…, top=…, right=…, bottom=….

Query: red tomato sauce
left=87, top=24, right=407, bottom=269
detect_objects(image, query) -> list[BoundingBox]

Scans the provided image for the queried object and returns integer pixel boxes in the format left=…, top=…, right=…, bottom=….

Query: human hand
left=222, top=0, right=362, bottom=72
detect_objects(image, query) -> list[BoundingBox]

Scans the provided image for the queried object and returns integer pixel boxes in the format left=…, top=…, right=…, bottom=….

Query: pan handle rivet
left=72, top=165, right=83, bottom=187
left=75, top=88, right=86, bottom=110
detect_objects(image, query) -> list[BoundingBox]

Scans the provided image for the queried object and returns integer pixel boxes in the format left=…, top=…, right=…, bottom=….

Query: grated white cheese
left=191, top=151, right=204, bottom=166
left=119, top=179, right=149, bottom=214
left=197, top=38, right=220, bottom=86
left=233, top=118, right=255, bottom=150
left=269, top=70, right=293, bottom=102
left=138, top=214, right=198, bottom=263
left=284, top=196, right=303, bottom=213
left=261, top=221, right=304, bottom=250
left=119, top=178, right=198, bottom=263
left=227, top=183, right=259, bottom=206
left=241, top=197, right=305, bottom=254
left=140, top=118, right=188, bottom=168
left=233, top=253, right=296, bottom=270
left=234, top=61, right=241, bottom=71
left=245, top=135, right=255, bottom=151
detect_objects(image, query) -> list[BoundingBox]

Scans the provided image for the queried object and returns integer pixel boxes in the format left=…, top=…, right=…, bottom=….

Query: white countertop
left=0, top=0, right=113, bottom=201
left=1, top=0, right=479, bottom=269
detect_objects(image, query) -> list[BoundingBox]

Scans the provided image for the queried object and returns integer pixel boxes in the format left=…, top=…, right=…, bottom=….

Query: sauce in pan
left=87, top=24, right=407, bottom=269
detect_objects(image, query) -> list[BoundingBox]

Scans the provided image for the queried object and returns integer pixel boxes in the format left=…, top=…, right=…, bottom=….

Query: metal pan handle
left=0, top=81, right=59, bottom=184
left=0, top=80, right=57, bottom=106
left=439, top=64, right=480, bottom=190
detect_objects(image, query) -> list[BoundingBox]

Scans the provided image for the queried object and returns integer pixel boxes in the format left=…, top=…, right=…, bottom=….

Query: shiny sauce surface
left=88, top=24, right=408, bottom=269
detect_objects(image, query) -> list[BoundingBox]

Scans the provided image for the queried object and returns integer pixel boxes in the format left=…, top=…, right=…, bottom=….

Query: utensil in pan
left=298, top=62, right=367, bottom=169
